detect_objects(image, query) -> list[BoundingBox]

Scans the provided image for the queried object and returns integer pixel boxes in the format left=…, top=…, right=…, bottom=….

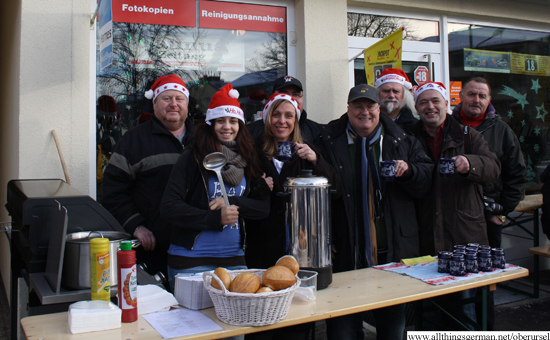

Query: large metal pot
left=61, top=231, right=137, bottom=290
left=283, top=169, right=333, bottom=289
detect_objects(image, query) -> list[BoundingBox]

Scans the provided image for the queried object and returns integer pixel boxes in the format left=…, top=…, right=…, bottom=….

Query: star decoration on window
left=534, top=144, right=540, bottom=152
left=531, top=79, right=542, bottom=94
left=507, top=110, right=514, bottom=118
left=534, top=126, right=541, bottom=136
left=521, top=120, right=526, bottom=127
left=499, top=85, right=529, bottom=110
left=520, top=136, right=525, bottom=143
left=536, top=103, right=548, bottom=122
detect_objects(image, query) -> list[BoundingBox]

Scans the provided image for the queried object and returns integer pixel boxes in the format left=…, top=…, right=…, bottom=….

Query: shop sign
left=449, top=81, right=462, bottom=106
left=510, top=52, right=550, bottom=76
left=363, top=28, right=403, bottom=87
left=463, top=48, right=510, bottom=74
left=199, top=1, right=286, bottom=33
left=99, top=0, right=113, bottom=70
left=129, top=37, right=245, bottom=72
left=112, top=0, right=196, bottom=27
left=414, top=66, right=429, bottom=85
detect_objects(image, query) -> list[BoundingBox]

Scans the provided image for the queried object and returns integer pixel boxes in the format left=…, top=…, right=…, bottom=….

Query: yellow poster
left=510, top=52, right=550, bottom=76
left=363, top=28, right=403, bottom=86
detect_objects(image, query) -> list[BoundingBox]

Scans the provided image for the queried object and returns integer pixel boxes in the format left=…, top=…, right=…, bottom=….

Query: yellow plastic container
left=90, top=238, right=110, bottom=301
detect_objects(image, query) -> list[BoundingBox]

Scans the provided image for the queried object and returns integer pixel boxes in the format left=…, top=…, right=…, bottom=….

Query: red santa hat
left=205, top=83, right=245, bottom=125
left=414, top=81, right=447, bottom=102
left=374, top=68, right=412, bottom=90
left=262, top=93, right=301, bottom=123
left=144, top=74, right=189, bottom=101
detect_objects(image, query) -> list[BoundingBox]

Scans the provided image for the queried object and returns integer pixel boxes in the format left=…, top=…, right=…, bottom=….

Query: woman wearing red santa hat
left=160, top=83, right=271, bottom=294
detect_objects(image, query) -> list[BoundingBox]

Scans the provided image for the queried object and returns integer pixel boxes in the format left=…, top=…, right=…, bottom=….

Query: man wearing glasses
left=247, top=75, right=323, bottom=143
left=316, top=84, right=433, bottom=340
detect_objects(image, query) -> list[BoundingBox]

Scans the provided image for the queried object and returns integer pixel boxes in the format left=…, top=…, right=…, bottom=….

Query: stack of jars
left=437, top=243, right=506, bottom=276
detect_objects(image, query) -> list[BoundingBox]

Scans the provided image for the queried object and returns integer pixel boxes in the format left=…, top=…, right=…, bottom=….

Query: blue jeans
left=169, top=265, right=247, bottom=340
left=168, top=264, right=248, bottom=292
left=326, top=304, right=405, bottom=340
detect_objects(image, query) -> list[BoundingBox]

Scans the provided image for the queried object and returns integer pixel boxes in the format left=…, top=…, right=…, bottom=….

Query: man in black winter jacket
left=247, top=75, right=323, bottom=143
left=102, top=74, right=195, bottom=283
left=452, top=77, right=526, bottom=248
left=452, top=77, right=525, bottom=330
left=316, top=84, right=433, bottom=340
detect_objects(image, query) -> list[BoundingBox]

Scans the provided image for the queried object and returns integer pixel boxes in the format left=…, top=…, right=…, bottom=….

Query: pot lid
left=66, top=231, right=131, bottom=243
left=284, top=170, right=331, bottom=188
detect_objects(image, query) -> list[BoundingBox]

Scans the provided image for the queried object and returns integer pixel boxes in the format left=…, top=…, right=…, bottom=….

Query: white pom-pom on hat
left=228, top=89, right=239, bottom=99
left=144, top=89, right=154, bottom=100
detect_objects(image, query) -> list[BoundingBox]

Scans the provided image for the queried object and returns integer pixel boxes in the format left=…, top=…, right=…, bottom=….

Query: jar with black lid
left=492, top=248, right=506, bottom=269
left=449, top=253, right=466, bottom=276
left=478, top=250, right=492, bottom=272
left=465, top=252, right=478, bottom=273
left=438, top=251, right=452, bottom=273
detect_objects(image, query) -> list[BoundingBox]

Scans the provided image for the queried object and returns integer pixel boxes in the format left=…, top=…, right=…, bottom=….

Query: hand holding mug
left=453, top=155, right=470, bottom=174
left=295, top=143, right=317, bottom=165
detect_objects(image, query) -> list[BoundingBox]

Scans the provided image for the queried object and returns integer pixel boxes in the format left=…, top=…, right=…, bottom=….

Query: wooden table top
left=21, top=267, right=528, bottom=340
left=529, top=244, right=550, bottom=257
left=514, top=194, right=543, bottom=213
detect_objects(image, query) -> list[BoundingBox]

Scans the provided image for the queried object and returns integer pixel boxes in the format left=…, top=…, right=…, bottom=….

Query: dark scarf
left=347, top=123, right=383, bottom=267
left=219, top=140, right=247, bottom=187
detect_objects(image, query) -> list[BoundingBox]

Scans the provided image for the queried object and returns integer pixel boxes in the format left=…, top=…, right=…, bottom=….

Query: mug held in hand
left=278, top=141, right=295, bottom=162
left=380, top=160, right=396, bottom=181
left=439, top=158, right=455, bottom=177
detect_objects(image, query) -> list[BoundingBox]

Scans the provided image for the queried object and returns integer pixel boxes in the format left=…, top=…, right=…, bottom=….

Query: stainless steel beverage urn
left=283, top=169, right=332, bottom=289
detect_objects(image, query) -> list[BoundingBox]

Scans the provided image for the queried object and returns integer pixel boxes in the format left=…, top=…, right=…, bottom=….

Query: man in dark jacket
left=452, top=77, right=526, bottom=330
left=316, top=84, right=433, bottom=340
left=411, top=81, right=500, bottom=330
left=374, top=68, right=418, bottom=134
left=452, top=77, right=526, bottom=248
left=102, top=74, right=194, bottom=283
left=247, top=75, right=323, bottom=143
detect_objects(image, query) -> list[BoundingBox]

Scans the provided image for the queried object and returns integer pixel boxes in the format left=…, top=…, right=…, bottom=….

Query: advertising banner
left=510, top=52, right=550, bottom=76
left=449, top=81, right=462, bottom=106
left=112, top=0, right=196, bottom=27
left=463, top=48, right=510, bottom=73
left=199, top=1, right=286, bottom=34
left=99, top=0, right=113, bottom=70
left=363, top=28, right=403, bottom=86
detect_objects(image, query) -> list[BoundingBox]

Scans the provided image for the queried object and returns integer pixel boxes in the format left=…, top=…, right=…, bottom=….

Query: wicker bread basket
left=203, top=269, right=300, bottom=326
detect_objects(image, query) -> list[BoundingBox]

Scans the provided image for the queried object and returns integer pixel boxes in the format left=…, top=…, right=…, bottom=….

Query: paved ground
left=1, top=271, right=549, bottom=339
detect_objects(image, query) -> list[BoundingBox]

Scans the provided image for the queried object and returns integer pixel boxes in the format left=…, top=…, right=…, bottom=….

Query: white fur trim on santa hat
left=374, top=74, right=412, bottom=90
left=205, top=105, right=245, bottom=125
left=262, top=94, right=301, bottom=123
left=150, top=83, right=189, bottom=101
left=414, top=82, right=447, bottom=102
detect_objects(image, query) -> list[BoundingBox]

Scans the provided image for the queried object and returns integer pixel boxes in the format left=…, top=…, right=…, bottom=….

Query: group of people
left=101, top=68, right=526, bottom=339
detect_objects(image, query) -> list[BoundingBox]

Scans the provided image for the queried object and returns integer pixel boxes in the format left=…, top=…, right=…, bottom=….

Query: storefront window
left=97, top=1, right=287, bottom=128
left=348, top=13, right=439, bottom=42
left=448, top=23, right=550, bottom=186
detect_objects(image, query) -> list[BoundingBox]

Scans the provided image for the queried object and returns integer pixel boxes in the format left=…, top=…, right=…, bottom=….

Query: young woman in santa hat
left=160, top=83, right=271, bottom=295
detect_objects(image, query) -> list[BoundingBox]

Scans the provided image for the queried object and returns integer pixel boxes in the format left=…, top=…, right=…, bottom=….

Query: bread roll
left=211, top=267, right=231, bottom=290
left=229, top=273, right=261, bottom=293
left=255, top=286, right=274, bottom=293
left=276, top=255, right=300, bottom=275
left=262, top=265, right=296, bottom=291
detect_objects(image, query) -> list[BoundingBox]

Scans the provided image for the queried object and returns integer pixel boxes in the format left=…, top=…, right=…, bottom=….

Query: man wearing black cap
left=247, top=75, right=323, bottom=143
left=316, top=84, right=433, bottom=340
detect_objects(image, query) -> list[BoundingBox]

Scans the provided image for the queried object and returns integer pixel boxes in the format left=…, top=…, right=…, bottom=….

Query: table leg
left=481, top=286, right=487, bottom=331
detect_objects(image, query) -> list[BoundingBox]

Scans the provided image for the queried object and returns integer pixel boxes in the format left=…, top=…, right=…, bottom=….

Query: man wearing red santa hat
left=374, top=68, right=418, bottom=134
left=102, top=74, right=195, bottom=287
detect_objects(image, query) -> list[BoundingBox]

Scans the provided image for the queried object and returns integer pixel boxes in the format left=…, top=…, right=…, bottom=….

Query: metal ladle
left=203, top=152, right=230, bottom=206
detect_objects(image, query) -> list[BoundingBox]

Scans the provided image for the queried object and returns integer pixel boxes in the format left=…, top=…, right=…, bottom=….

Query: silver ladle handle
left=214, top=170, right=230, bottom=206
